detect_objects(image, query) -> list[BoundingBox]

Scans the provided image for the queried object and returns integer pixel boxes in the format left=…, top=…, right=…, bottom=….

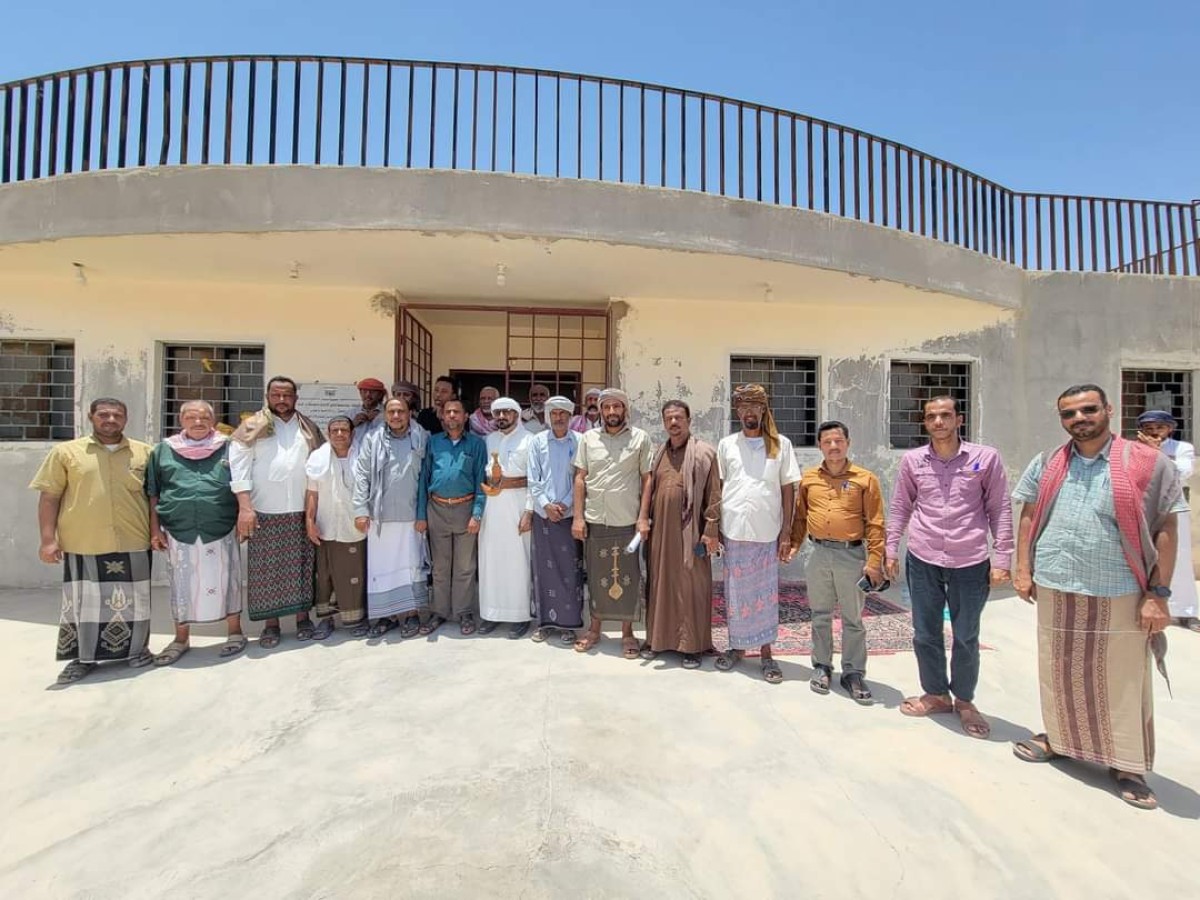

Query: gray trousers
left=807, top=542, right=867, bottom=675
left=428, top=500, right=478, bottom=621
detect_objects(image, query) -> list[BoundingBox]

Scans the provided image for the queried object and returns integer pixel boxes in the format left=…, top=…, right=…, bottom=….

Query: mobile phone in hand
left=857, top=574, right=891, bottom=592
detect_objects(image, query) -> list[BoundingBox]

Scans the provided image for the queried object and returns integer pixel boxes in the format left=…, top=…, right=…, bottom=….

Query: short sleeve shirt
left=573, top=425, right=653, bottom=526
left=717, top=433, right=802, bottom=542
left=29, top=435, right=153, bottom=554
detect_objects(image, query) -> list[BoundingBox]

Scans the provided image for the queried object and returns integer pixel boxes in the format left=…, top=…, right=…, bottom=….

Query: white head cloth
left=598, top=387, right=629, bottom=407
left=491, top=397, right=521, bottom=414
left=545, top=396, right=574, bottom=414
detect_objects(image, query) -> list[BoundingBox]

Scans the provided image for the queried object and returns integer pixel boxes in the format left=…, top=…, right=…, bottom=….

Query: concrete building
left=2, top=56, right=1198, bottom=587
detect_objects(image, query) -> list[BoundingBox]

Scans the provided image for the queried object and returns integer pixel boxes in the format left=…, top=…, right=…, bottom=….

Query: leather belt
left=811, top=537, right=863, bottom=548
left=497, top=476, right=527, bottom=489
left=431, top=493, right=474, bottom=506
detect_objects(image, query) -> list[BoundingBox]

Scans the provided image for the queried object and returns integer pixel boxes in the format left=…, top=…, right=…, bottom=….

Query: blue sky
left=2, top=0, right=1196, bottom=201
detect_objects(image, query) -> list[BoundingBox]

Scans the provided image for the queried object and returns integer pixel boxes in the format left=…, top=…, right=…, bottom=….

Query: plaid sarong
left=246, top=511, right=314, bottom=620
left=58, top=551, right=152, bottom=662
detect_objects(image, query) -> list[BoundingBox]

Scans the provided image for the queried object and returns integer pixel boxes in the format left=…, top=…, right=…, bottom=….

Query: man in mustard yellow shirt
left=29, top=398, right=154, bottom=684
left=789, top=420, right=886, bottom=704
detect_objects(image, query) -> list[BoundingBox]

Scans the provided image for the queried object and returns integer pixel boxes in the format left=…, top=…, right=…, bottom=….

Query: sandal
left=508, top=622, right=531, bottom=640
left=1012, top=733, right=1059, bottom=763
left=350, top=620, right=372, bottom=638
left=639, top=646, right=659, bottom=661
left=369, top=617, right=398, bottom=637
left=681, top=653, right=702, bottom=670
left=56, top=660, right=96, bottom=685
left=559, top=629, right=577, bottom=645
left=400, top=616, right=421, bottom=639
left=153, top=641, right=190, bottom=667
left=761, top=657, right=783, bottom=684
left=531, top=627, right=551, bottom=643
left=219, top=634, right=248, bottom=658
left=419, top=615, right=446, bottom=636
left=311, top=618, right=336, bottom=641
left=573, top=630, right=601, bottom=653
left=259, top=625, right=282, bottom=649
left=459, top=614, right=478, bottom=636
left=127, top=649, right=154, bottom=669
left=622, top=636, right=641, bottom=660
left=955, top=701, right=991, bottom=739
left=1183, top=617, right=1200, bottom=633
left=1110, top=769, right=1158, bottom=810
left=840, top=672, right=874, bottom=705
left=900, top=693, right=954, bottom=717
left=715, top=649, right=744, bottom=671
left=295, top=619, right=316, bottom=642
left=809, top=665, right=832, bottom=694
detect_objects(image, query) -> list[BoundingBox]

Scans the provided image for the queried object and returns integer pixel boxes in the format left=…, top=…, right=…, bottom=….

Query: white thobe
left=228, top=416, right=309, bottom=514
left=1165, top=438, right=1198, bottom=617
left=479, top=427, right=534, bottom=622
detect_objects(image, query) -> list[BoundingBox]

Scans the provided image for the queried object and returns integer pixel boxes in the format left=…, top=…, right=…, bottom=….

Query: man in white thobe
left=478, top=397, right=535, bottom=638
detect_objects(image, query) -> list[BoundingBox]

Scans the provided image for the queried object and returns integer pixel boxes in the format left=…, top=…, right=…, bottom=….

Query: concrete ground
left=0, top=587, right=1197, bottom=900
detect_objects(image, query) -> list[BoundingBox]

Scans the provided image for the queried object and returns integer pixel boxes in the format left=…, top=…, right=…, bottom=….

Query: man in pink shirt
left=886, top=396, right=1014, bottom=738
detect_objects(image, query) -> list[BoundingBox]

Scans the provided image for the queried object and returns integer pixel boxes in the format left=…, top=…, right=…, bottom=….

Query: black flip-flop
left=1110, top=769, right=1158, bottom=810
left=400, top=616, right=421, bottom=638
left=311, top=618, right=336, bottom=641
left=1012, top=733, right=1059, bottom=763
left=715, top=649, right=744, bottom=671
left=761, top=657, right=783, bottom=684
left=840, top=672, right=874, bottom=705
left=682, top=653, right=702, bottom=670
left=259, top=626, right=282, bottom=649
left=810, top=666, right=832, bottom=694
left=369, top=617, right=398, bottom=637
left=419, top=615, right=446, bottom=636
left=350, top=620, right=372, bottom=638
left=295, top=619, right=316, bottom=641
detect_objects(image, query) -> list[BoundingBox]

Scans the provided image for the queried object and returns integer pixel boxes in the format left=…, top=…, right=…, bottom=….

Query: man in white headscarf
left=571, top=388, right=602, bottom=433
left=478, top=397, right=536, bottom=638
left=529, top=396, right=585, bottom=643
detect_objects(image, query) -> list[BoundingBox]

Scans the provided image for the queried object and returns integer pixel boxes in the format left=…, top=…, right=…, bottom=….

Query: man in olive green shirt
left=571, top=388, right=653, bottom=658
left=29, top=397, right=154, bottom=684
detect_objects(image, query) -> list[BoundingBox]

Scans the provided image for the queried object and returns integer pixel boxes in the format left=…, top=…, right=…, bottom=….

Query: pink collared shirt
left=886, top=441, right=1014, bottom=570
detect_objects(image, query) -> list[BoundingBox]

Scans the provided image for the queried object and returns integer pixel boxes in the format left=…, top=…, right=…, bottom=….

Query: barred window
left=889, top=360, right=972, bottom=449
left=161, top=345, right=265, bottom=436
left=0, top=340, right=75, bottom=441
left=1121, top=369, right=1192, bottom=444
left=729, top=356, right=819, bottom=448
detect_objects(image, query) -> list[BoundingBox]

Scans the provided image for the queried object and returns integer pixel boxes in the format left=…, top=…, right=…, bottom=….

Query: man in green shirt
left=146, top=400, right=246, bottom=664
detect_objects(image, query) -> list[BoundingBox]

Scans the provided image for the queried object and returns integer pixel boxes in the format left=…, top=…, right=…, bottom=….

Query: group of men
left=31, top=378, right=1194, bottom=811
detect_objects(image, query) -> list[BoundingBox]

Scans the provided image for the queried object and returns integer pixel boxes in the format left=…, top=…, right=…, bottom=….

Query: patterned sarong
left=724, top=539, right=780, bottom=649
left=165, top=530, right=242, bottom=625
left=246, top=511, right=314, bottom=620
left=366, top=521, right=429, bottom=618
left=532, top=516, right=585, bottom=628
left=59, top=551, right=152, bottom=662
left=1038, top=587, right=1155, bottom=773
left=584, top=523, right=643, bottom=623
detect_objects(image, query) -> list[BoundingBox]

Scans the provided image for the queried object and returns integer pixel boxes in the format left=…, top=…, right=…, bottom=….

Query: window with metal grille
left=729, top=356, right=819, bottom=448
left=0, top=340, right=75, bottom=441
left=889, top=360, right=972, bottom=449
left=1121, top=369, right=1193, bottom=444
left=161, top=345, right=265, bottom=437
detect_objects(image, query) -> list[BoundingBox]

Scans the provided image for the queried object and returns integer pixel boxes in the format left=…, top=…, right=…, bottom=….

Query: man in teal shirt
left=416, top=399, right=487, bottom=635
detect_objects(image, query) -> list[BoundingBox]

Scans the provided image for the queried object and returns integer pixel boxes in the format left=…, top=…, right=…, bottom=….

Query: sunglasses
left=1058, top=404, right=1103, bottom=419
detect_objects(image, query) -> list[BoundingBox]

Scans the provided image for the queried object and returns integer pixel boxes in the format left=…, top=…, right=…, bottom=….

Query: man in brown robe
left=641, top=400, right=722, bottom=668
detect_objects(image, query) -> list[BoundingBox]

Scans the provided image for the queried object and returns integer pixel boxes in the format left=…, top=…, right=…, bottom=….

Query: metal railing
left=2, top=55, right=1197, bottom=276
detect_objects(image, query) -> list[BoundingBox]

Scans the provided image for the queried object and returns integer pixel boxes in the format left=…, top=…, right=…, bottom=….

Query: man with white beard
left=521, top=383, right=551, bottom=433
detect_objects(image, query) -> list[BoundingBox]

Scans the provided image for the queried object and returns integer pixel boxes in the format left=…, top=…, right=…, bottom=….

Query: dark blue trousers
left=906, top=552, right=991, bottom=702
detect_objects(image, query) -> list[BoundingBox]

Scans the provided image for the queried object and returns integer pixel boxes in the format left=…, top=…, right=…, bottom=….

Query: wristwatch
left=1149, top=585, right=1172, bottom=598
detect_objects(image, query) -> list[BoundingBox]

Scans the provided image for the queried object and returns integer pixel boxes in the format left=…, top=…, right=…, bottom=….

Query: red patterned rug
left=713, top=580, right=922, bottom=658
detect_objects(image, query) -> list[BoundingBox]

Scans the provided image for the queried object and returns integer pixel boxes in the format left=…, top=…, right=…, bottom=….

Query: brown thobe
left=646, top=439, right=721, bottom=653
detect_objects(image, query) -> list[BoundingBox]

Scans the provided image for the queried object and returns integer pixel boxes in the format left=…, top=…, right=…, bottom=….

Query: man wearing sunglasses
left=1011, top=384, right=1186, bottom=811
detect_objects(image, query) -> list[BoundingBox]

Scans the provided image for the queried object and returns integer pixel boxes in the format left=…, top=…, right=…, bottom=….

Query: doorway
left=395, top=305, right=609, bottom=412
